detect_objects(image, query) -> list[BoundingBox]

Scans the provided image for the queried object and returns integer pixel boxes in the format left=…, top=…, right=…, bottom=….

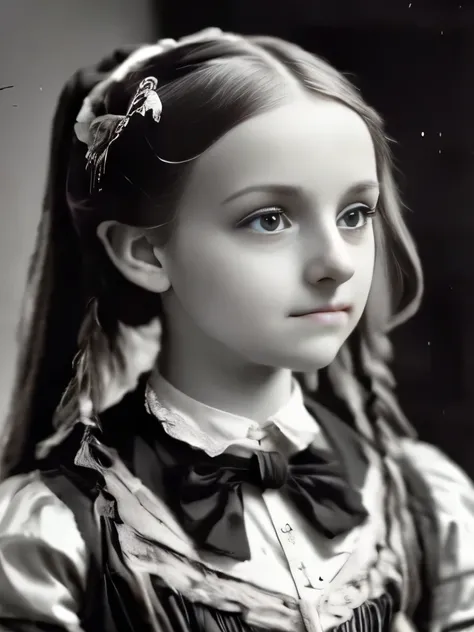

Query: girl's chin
left=280, top=337, right=349, bottom=373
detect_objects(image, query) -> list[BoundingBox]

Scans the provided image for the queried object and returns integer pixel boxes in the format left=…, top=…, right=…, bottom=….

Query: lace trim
left=75, top=434, right=300, bottom=630
left=75, top=432, right=404, bottom=630
left=145, top=383, right=263, bottom=456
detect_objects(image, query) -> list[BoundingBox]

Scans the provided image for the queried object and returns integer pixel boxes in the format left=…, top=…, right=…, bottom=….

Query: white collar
left=145, top=375, right=320, bottom=457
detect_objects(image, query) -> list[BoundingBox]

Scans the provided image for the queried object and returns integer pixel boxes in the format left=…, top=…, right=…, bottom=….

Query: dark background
left=159, top=0, right=474, bottom=474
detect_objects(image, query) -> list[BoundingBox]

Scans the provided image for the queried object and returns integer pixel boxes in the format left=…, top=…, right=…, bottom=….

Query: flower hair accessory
left=80, top=76, right=162, bottom=192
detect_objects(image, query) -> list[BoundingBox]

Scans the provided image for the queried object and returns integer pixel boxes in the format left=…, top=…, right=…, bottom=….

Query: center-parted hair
left=2, top=32, right=422, bottom=482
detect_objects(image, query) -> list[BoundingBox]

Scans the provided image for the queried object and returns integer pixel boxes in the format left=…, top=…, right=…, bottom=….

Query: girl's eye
left=241, top=207, right=292, bottom=234
left=337, top=204, right=377, bottom=230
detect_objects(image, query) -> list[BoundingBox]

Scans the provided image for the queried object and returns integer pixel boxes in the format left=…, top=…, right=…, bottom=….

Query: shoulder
left=0, top=466, right=90, bottom=528
left=398, top=439, right=474, bottom=574
left=399, top=439, right=474, bottom=529
left=399, top=439, right=474, bottom=631
left=0, top=471, right=88, bottom=628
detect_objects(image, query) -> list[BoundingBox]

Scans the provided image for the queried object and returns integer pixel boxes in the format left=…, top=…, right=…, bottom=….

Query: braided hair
left=1, top=45, right=144, bottom=477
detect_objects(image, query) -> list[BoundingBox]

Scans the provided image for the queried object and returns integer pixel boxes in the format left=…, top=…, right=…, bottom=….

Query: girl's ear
left=97, top=220, right=171, bottom=293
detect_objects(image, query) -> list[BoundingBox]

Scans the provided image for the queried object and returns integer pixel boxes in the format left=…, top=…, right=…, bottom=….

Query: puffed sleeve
left=0, top=471, right=88, bottom=631
left=401, top=439, right=474, bottom=632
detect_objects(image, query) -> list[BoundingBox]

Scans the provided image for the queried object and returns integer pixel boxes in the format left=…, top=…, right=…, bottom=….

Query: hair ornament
left=73, top=29, right=240, bottom=193
left=81, top=76, right=162, bottom=192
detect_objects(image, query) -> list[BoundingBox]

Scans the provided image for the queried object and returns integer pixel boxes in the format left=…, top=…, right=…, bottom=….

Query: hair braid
left=0, top=45, right=143, bottom=479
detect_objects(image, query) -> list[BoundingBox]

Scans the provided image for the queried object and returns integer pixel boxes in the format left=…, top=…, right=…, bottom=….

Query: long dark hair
left=1, top=32, right=422, bottom=481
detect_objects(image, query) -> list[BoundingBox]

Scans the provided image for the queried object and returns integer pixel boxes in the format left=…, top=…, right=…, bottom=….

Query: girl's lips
left=291, top=304, right=352, bottom=317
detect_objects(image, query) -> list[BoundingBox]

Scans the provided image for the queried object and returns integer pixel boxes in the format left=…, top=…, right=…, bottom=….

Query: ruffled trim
left=75, top=431, right=302, bottom=631
left=73, top=429, right=405, bottom=631
left=144, top=384, right=250, bottom=457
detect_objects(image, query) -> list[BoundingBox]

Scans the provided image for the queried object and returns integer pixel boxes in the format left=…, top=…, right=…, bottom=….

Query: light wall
left=0, top=0, right=158, bottom=427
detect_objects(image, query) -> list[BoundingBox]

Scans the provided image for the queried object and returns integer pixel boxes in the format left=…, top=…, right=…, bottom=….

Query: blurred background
left=1, top=0, right=474, bottom=474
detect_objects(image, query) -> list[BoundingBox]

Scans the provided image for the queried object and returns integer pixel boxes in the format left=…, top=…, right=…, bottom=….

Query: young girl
left=0, top=27, right=472, bottom=632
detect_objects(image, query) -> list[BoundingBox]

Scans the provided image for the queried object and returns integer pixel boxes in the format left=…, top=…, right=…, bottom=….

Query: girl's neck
left=155, top=343, right=293, bottom=423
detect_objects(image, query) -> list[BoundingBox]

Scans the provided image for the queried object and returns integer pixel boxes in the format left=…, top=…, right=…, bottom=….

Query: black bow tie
left=163, top=445, right=368, bottom=561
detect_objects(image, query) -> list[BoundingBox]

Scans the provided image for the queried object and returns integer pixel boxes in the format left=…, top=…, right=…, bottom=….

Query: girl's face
left=161, top=96, right=378, bottom=372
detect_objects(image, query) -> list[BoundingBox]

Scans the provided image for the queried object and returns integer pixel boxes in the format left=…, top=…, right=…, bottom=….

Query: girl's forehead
left=179, top=98, right=378, bottom=207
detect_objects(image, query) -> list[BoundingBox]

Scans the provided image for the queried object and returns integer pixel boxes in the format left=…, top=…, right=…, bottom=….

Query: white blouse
left=145, top=375, right=386, bottom=610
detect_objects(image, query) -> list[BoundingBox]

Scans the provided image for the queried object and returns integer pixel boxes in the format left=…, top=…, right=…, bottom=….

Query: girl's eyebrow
left=222, top=184, right=304, bottom=204
left=345, top=180, right=380, bottom=196
left=222, top=180, right=379, bottom=205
